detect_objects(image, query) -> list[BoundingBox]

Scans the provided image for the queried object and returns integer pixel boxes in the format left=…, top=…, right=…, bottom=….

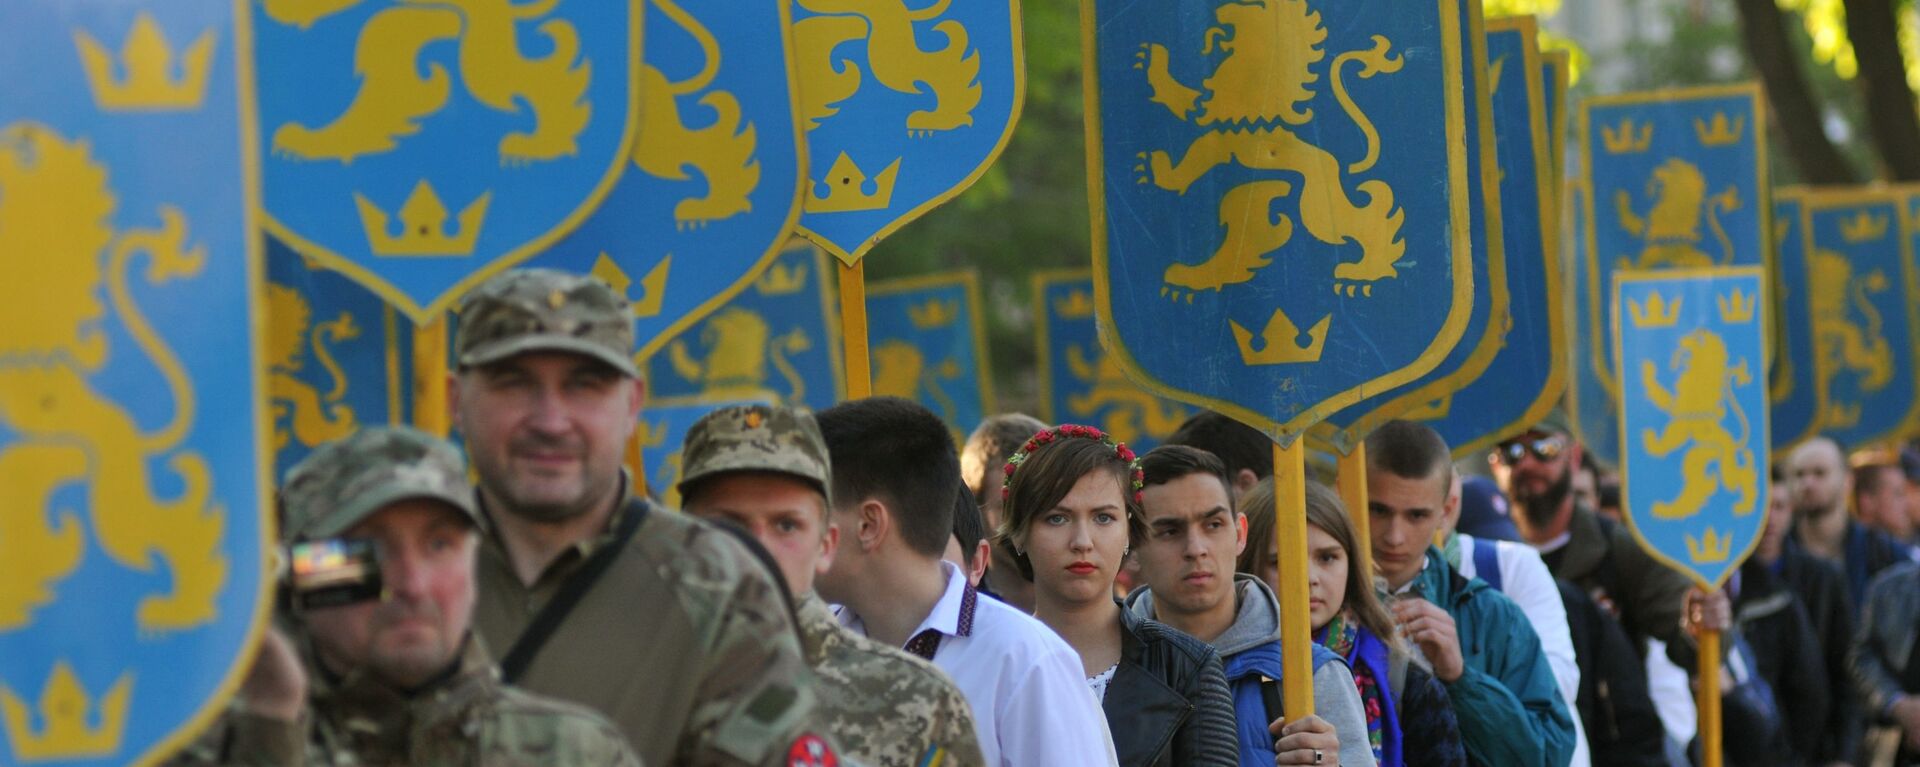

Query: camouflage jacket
left=167, top=636, right=639, bottom=766
left=796, top=593, right=985, bottom=767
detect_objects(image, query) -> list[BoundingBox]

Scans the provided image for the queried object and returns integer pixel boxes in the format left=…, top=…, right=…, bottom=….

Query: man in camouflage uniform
left=454, top=269, right=834, bottom=766
left=169, top=427, right=640, bottom=766
left=678, top=404, right=987, bottom=767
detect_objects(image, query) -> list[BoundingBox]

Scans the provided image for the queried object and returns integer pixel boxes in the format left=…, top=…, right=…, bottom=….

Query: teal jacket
left=1402, top=546, right=1573, bottom=767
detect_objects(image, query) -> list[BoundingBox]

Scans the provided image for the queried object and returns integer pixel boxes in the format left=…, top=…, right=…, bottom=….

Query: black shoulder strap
left=1260, top=675, right=1285, bottom=728
left=500, top=501, right=649, bottom=684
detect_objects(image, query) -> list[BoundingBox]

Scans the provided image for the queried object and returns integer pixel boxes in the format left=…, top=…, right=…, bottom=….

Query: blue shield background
left=533, top=0, right=806, bottom=363
left=1582, top=84, right=1769, bottom=395
left=638, top=399, right=758, bottom=508
left=1415, top=17, right=1563, bottom=457
left=1567, top=181, right=1621, bottom=468
left=1034, top=271, right=1193, bottom=450
left=0, top=1, right=269, bottom=763
left=1088, top=0, right=1475, bottom=445
left=268, top=239, right=412, bottom=480
left=791, top=0, right=1023, bottom=263
left=645, top=242, right=844, bottom=410
left=1317, top=0, right=1507, bottom=453
left=865, top=272, right=994, bottom=446
left=1543, top=51, right=1569, bottom=186
left=1805, top=192, right=1920, bottom=448
left=256, top=0, right=639, bottom=320
left=1615, top=269, right=1769, bottom=588
left=1769, top=193, right=1822, bottom=451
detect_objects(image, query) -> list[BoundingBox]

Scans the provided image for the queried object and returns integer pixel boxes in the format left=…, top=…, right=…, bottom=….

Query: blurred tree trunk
left=1843, top=0, right=1920, bottom=180
left=1732, top=0, right=1859, bottom=183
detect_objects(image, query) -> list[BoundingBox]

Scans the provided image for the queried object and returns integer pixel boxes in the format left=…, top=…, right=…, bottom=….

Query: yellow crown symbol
left=0, top=663, right=132, bottom=761
left=1717, top=288, right=1757, bottom=324
left=1628, top=291, right=1683, bottom=328
left=1826, top=401, right=1863, bottom=429
left=1841, top=211, right=1889, bottom=243
left=1232, top=307, right=1332, bottom=365
left=73, top=13, right=214, bottom=112
left=591, top=253, right=670, bottom=319
left=1602, top=117, right=1654, bottom=154
left=756, top=261, right=809, bottom=296
left=356, top=181, right=491, bottom=257
left=1694, top=112, right=1745, bottom=147
left=1685, top=526, right=1734, bottom=564
left=1055, top=290, right=1095, bottom=319
left=637, top=419, right=669, bottom=449
left=806, top=153, right=901, bottom=213
left=909, top=299, right=959, bottom=329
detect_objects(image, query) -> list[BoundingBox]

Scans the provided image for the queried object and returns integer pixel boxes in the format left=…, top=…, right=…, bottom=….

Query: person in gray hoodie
left=1126, top=445, right=1374, bottom=767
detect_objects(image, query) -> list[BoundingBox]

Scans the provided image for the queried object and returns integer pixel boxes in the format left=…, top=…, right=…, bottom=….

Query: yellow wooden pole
left=838, top=261, right=872, bottom=399
left=1697, top=626, right=1722, bottom=767
left=412, top=317, right=448, bottom=437
left=625, top=427, right=647, bottom=496
left=1273, top=440, right=1316, bottom=719
left=1337, top=446, right=1373, bottom=578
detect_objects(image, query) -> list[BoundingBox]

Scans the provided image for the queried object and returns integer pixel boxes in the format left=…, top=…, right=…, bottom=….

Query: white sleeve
left=996, top=647, right=1119, bottom=767
left=1498, top=542, right=1581, bottom=709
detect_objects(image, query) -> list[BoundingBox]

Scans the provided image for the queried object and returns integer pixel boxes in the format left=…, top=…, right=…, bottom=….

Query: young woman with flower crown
left=1239, top=479, right=1467, bottom=767
left=995, top=424, right=1238, bottom=767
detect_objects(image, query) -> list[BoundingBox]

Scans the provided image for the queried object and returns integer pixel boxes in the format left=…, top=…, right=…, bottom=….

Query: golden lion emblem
left=792, top=0, right=983, bottom=134
left=1613, top=157, right=1741, bottom=270
left=872, top=340, right=964, bottom=442
left=0, top=123, right=226, bottom=633
left=1639, top=328, right=1757, bottom=520
left=1064, top=344, right=1187, bottom=446
left=1135, top=0, right=1406, bottom=297
left=262, top=0, right=593, bottom=164
left=267, top=282, right=362, bottom=452
left=631, top=0, right=761, bottom=227
left=667, top=308, right=812, bottom=404
left=1808, top=247, right=1893, bottom=402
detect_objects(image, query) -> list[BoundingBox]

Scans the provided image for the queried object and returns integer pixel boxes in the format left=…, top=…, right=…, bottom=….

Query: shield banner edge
left=794, top=0, right=1027, bottom=267
left=1082, top=0, right=1477, bottom=447
left=1800, top=187, right=1920, bottom=449
left=1609, top=265, right=1770, bottom=589
left=257, top=1, right=646, bottom=324
left=1768, top=187, right=1825, bottom=451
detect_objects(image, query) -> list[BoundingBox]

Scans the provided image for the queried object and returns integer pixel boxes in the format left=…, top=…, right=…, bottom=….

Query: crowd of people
left=171, top=268, right=1920, bottom=767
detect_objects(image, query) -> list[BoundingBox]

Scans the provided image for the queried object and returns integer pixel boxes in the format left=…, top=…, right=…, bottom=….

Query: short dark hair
left=1139, top=445, right=1235, bottom=510
left=1166, top=411, right=1273, bottom=481
left=961, top=413, right=1047, bottom=504
left=998, top=434, right=1146, bottom=579
left=951, top=487, right=986, bottom=567
left=1366, top=420, right=1453, bottom=485
left=817, top=397, right=958, bottom=557
left=1856, top=463, right=1903, bottom=502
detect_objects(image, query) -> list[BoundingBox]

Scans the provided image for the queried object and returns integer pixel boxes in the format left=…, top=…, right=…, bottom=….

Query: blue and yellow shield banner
left=1315, top=0, right=1506, bottom=453
left=1085, top=0, right=1475, bottom=445
left=1614, top=268, right=1769, bottom=588
left=1542, top=50, right=1569, bottom=186
left=1803, top=190, right=1920, bottom=448
left=791, top=0, right=1023, bottom=263
left=255, top=0, right=640, bottom=321
left=268, top=240, right=413, bottom=479
left=646, top=241, right=845, bottom=410
left=530, top=0, right=807, bottom=363
left=1582, top=83, right=1770, bottom=396
left=1413, top=16, right=1563, bottom=457
left=1566, top=181, right=1620, bottom=468
left=1034, top=270, right=1193, bottom=450
left=0, top=1, right=271, bottom=763
left=638, top=399, right=758, bottom=508
left=865, top=271, right=995, bottom=445
left=1769, top=192, right=1822, bottom=451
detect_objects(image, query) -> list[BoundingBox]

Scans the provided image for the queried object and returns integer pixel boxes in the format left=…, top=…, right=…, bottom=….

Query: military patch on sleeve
left=787, top=733, right=839, bottom=767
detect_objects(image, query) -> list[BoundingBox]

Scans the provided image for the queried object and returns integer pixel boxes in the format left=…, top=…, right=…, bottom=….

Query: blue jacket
left=1222, top=639, right=1341, bottom=767
left=1404, top=547, right=1574, bottom=767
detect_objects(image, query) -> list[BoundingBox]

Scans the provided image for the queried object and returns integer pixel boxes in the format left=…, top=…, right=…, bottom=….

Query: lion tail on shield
left=109, top=207, right=205, bottom=454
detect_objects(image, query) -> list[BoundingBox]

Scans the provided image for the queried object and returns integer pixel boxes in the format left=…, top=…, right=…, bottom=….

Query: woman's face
left=1306, top=524, right=1349, bottom=630
left=1022, top=470, right=1131, bottom=608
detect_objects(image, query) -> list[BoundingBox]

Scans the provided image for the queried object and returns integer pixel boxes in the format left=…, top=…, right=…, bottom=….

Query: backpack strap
left=1472, top=538, right=1504, bottom=591
left=1260, top=675, right=1285, bottom=728
left=500, top=500, right=649, bottom=684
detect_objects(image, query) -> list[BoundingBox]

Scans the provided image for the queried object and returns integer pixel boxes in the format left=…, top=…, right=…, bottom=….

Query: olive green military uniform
left=678, top=404, right=986, bottom=767
left=169, top=427, right=641, bottom=767
left=457, top=271, right=827, bottom=767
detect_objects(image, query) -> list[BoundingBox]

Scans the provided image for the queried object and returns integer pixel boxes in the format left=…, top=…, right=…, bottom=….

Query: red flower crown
left=1001, top=424, right=1145, bottom=504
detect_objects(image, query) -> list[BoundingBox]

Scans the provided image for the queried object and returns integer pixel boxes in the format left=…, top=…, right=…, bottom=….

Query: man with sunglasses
left=1493, top=415, right=1725, bottom=666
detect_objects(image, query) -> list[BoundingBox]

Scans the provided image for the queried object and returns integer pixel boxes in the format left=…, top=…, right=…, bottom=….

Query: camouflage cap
left=281, top=426, right=482, bottom=541
left=678, top=404, right=833, bottom=505
left=454, top=268, right=637, bottom=376
left=1528, top=408, right=1574, bottom=438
